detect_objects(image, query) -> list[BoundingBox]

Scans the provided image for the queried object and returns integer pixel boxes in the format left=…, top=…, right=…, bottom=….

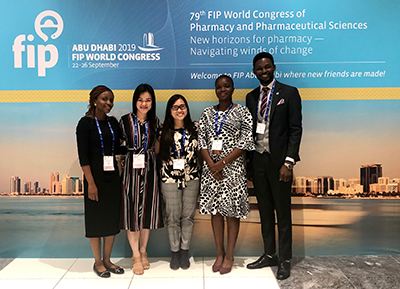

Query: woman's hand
left=211, top=171, right=223, bottom=181
left=81, top=165, right=99, bottom=201
left=88, top=183, right=99, bottom=201
left=209, top=160, right=225, bottom=181
left=200, top=149, right=224, bottom=180
left=209, top=160, right=225, bottom=174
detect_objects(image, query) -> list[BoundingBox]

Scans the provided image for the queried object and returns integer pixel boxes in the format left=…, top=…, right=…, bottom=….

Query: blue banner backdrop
left=1, top=0, right=399, bottom=90
left=1, top=0, right=400, bottom=258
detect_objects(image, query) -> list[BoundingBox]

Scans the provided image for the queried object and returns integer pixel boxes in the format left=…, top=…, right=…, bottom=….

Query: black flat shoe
left=276, top=260, right=290, bottom=280
left=247, top=254, right=278, bottom=269
left=93, top=264, right=111, bottom=278
left=105, top=265, right=124, bottom=274
left=170, top=251, right=180, bottom=270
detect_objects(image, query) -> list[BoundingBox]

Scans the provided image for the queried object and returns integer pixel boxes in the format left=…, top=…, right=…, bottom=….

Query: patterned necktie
left=260, top=87, right=269, bottom=116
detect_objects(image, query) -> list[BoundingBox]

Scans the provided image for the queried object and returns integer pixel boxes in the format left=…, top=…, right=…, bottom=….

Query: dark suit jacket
left=246, top=80, right=302, bottom=168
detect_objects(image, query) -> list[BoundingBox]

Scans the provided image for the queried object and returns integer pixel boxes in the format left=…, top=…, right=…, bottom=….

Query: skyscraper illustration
left=360, top=164, right=382, bottom=193
left=49, top=172, right=55, bottom=194
left=10, top=176, right=21, bottom=194
left=317, top=176, right=334, bottom=195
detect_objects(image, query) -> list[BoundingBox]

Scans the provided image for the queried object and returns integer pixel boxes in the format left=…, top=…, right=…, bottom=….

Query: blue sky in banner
left=0, top=0, right=399, bottom=90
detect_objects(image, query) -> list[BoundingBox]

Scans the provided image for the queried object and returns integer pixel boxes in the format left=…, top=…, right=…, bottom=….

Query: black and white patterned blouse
left=198, top=104, right=255, bottom=219
left=157, top=122, right=201, bottom=189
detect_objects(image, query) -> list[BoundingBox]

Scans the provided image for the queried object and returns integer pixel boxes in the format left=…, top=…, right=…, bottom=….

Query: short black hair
left=215, top=74, right=234, bottom=88
left=253, top=52, right=274, bottom=68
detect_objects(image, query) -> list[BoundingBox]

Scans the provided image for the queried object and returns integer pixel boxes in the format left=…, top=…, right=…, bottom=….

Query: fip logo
left=12, top=10, right=64, bottom=77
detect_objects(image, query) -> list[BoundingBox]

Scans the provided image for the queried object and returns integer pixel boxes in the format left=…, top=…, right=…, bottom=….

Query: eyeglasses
left=171, top=104, right=187, bottom=111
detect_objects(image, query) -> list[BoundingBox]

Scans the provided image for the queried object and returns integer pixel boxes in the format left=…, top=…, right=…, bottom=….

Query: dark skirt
left=84, top=155, right=122, bottom=238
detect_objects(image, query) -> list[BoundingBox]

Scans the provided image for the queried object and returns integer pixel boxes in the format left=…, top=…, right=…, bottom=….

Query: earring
left=94, top=103, right=97, bottom=106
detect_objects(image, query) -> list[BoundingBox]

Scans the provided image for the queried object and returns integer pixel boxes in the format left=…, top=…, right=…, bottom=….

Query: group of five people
left=76, top=52, right=302, bottom=280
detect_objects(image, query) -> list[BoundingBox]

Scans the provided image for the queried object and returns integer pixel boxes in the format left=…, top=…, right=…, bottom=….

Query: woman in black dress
left=76, top=85, right=125, bottom=278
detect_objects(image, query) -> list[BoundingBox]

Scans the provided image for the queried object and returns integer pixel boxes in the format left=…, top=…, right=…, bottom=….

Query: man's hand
left=279, top=165, right=293, bottom=182
left=247, top=169, right=253, bottom=182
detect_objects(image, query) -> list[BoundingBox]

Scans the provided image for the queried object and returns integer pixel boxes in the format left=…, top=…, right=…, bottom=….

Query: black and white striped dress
left=120, top=113, right=163, bottom=231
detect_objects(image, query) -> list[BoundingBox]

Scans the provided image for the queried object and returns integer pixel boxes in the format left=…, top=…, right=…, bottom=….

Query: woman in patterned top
left=156, top=94, right=200, bottom=270
left=198, top=75, right=255, bottom=274
left=120, top=84, right=163, bottom=275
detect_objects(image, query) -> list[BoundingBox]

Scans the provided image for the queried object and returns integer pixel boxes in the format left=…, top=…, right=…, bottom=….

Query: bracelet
left=222, top=159, right=227, bottom=165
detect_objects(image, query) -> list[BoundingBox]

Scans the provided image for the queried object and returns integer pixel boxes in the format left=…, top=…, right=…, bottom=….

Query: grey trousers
left=161, top=180, right=200, bottom=252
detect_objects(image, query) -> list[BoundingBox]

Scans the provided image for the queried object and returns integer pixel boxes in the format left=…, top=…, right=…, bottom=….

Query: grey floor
left=1, top=255, right=400, bottom=288
left=0, top=259, right=13, bottom=270
left=277, top=255, right=400, bottom=289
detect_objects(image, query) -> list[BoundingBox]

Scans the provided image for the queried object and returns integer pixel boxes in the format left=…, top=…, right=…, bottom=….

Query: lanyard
left=133, top=115, right=149, bottom=153
left=257, top=79, right=276, bottom=122
left=215, top=103, right=233, bottom=138
left=94, top=116, right=115, bottom=156
left=173, top=129, right=186, bottom=158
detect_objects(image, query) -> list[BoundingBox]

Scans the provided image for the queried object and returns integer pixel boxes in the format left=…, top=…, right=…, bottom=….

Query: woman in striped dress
left=120, top=84, right=163, bottom=275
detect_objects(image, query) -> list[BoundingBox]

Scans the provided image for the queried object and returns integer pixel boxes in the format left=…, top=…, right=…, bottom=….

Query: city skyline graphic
left=9, top=172, right=83, bottom=195
left=1, top=99, right=400, bottom=194
left=6, top=163, right=400, bottom=197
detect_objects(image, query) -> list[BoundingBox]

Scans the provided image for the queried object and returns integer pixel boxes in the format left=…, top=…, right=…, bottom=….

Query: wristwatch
left=284, top=162, right=294, bottom=170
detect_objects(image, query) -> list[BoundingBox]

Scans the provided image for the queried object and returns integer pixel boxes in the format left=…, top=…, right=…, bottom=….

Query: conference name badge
left=173, top=159, right=185, bottom=170
left=133, top=154, right=145, bottom=169
left=103, top=156, right=115, bottom=171
left=256, top=123, right=266, bottom=134
left=212, top=139, right=223, bottom=155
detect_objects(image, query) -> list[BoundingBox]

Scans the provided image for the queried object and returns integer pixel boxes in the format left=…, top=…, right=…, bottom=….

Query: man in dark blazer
left=246, top=52, right=302, bottom=280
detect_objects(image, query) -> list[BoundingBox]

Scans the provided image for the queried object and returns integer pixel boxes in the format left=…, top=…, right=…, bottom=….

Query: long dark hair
left=132, top=83, right=157, bottom=130
left=159, top=94, right=196, bottom=162
left=85, top=85, right=114, bottom=118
